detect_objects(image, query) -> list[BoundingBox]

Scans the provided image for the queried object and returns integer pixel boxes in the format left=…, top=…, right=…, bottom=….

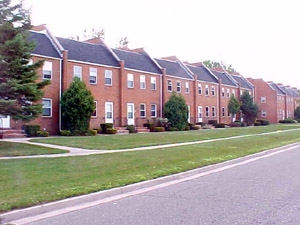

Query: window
left=151, top=77, right=156, bottom=90
left=261, top=96, right=266, bottom=103
left=73, top=66, right=82, bottom=80
left=205, top=85, right=209, bottom=96
left=198, top=84, right=202, bottom=95
left=185, top=82, right=189, bottom=93
left=212, top=106, right=216, bottom=117
left=205, top=106, right=209, bottom=117
left=261, top=111, right=267, bottom=117
left=89, top=68, right=97, bottom=84
left=222, top=88, right=225, bottom=97
left=240, top=90, right=243, bottom=95
left=140, top=104, right=146, bottom=117
left=127, top=73, right=134, bottom=88
left=167, top=79, right=172, bottom=92
left=232, top=89, right=235, bottom=97
left=105, top=70, right=112, bottom=86
left=106, top=102, right=113, bottom=119
left=176, top=81, right=181, bottom=92
left=91, top=101, right=97, bottom=117
left=42, top=99, right=52, bottom=117
left=151, top=104, right=157, bottom=117
left=211, top=86, right=215, bottom=96
left=222, top=107, right=225, bottom=117
left=140, top=75, right=146, bottom=89
left=43, top=61, right=52, bottom=80
left=227, top=89, right=230, bottom=98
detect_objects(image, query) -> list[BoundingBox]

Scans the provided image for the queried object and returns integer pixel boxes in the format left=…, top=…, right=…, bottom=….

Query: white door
left=127, top=103, right=135, bottom=125
left=105, top=102, right=113, bottom=123
left=197, top=106, right=203, bottom=123
left=0, top=115, right=10, bottom=128
left=187, top=105, right=191, bottom=123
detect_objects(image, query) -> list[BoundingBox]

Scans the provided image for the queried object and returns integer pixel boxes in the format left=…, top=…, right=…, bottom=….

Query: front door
left=0, top=115, right=10, bottom=128
left=127, top=103, right=135, bottom=125
left=105, top=102, right=113, bottom=123
left=197, top=106, right=203, bottom=123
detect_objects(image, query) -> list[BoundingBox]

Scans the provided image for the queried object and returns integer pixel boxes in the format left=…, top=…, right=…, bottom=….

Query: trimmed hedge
left=100, top=123, right=113, bottom=134
left=126, top=125, right=137, bottom=133
left=60, top=130, right=72, bottom=136
left=105, top=128, right=117, bottom=134
left=23, top=125, right=40, bottom=137
left=208, top=120, right=218, bottom=127
left=256, top=119, right=270, bottom=126
left=154, top=127, right=165, bottom=132
left=215, top=123, right=226, bottom=128
left=36, top=130, right=49, bottom=137
left=279, top=118, right=297, bottom=124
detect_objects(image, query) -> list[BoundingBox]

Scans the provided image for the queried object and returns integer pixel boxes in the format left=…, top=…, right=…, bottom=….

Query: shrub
left=89, top=129, right=97, bottom=136
left=154, top=127, right=165, bottom=132
left=100, top=123, right=113, bottom=134
left=208, top=120, right=218, bottom=127
left=169, top=127, right=179, bottom=131
left=279, top=118, right=296, bottom=124
left=60, top=130, right=72, bottom=136
left=143, top=123, right=150, bottom=128
left=254, top=122, right=261, bottom=126
left=92, top=128, right=101, bottom=134
left=231, top=121, right=242, bottom=127
left=105, top=128, right=117, bottom=134
left=256, top=119, right=270, bottom=126
left=23, top=125, right=40, bottom=137
left=126, top=125, right=137, bottom=133
left=184, top=125, right=190, bottom=131
left=215, top=123, right=226, bottom=128
left=149, top=123, right=156, bottom=132
left=36, top=130, right=49, bottom=137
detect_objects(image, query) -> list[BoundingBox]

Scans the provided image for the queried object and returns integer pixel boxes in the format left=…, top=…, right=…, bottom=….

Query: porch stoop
left=0, top=129, right=26, bottom=139
left=115, top=127, right=130, bottom=134
left=136, top=127, right=150, bottom=133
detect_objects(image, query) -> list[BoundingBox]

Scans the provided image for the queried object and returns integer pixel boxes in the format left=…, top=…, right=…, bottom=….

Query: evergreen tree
left=61, top=77, right=95, bottom=134
left=0, top=0, right=49, bottom=121
left=294, top=105, right=300, bottom=121
left=164, top=92, right=188, bottom=131
left=240, top=91, right=258, bottom=125
left=228, top=94, right=240, bottom=122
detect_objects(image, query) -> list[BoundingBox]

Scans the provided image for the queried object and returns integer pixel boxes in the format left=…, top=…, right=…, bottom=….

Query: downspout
left=160, top=68, right=166, bottom=117
left=59, top=58, right=62, bottom=131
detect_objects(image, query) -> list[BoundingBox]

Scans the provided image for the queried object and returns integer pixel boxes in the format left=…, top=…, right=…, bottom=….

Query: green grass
left=30, top=124, right=300, bottom=150
left=1, top=128, right=300, bottom=212
left=0, top=142, right=68, bottom=157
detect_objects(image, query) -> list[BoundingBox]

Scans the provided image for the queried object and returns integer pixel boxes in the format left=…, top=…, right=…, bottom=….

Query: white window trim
left=43, top=61, right=52, bottom=80
left=212, top=106, right=216, bottom=117
left=89, top=68, right=97, bottom=85
left=176, top=81, right=181, bottom=93
left=205, top=106, right=209, bottom=117
left=198, top=84, right=202, bottom=95
left=105, top=70, right=112, bottom=86
left=127, top=73, right=134, bottom=88
left=140, top=75, right=146, bottom=89
left=150, top=104, right=157, bottom=117
left=73, top=66, right=82, bottom=80
left=151, top=77, right=156, bottom=90
left=140, top=103, right=146, bottom=118
left=42, top=98, right=52, bottom=117
left=261, top=96, right=266, bottom=103
left=185, top=82, right=190, bottom=94
left=167, top=79, right=172, bottom=92
left=91, top=101, right=97, bottom=118
left=205, top=85, right=209, bottom=96
left=211, top=86, right=215, bottom=96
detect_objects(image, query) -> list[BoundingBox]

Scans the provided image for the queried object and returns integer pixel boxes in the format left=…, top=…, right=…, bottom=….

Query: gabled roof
left=29, top=31, right=61, bottom=59
left=210, top=70, right=238, bottom=87
left=57, top=37, right=120, bottom=67
left=289, top=88, right=300, bottom=97
left=112, top=48, right=162, bottom=74
left=278, top=85, right=294, bottom=96
left=268, top=82, right=285, bottom=95
left=186, top=64, right=218, bottom=83
left=154, top=58, right=193, bottom=79
left=231, top=74, right=253, bottom=90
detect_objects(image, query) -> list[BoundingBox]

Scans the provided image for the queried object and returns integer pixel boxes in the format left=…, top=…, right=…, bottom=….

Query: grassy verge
left=30, top=124, right=300, bottom=150
left=1, top=128, right=300, bottom=212
left=0, top=142, right=68, bottom=157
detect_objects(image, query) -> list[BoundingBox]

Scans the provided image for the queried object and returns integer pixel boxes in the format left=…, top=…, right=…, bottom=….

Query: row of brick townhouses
left=2, top=25, right=299, bottom=134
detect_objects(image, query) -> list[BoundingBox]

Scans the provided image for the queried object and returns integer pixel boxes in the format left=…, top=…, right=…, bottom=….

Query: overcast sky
left=22, top=0, right=300, bottom=88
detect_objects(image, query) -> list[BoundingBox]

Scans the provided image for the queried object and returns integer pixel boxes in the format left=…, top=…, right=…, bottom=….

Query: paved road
left=15, top=144, right=300, bottom=225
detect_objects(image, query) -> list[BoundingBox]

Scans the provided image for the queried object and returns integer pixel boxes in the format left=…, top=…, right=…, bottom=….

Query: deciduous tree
left=228, top=94, right=240, bottom=122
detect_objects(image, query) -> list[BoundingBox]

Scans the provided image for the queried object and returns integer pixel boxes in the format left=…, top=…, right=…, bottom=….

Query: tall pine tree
left=0, top=0, right=49, bottom=121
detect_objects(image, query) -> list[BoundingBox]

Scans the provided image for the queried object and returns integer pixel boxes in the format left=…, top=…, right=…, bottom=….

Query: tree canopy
left=203, top=60, right=237, bottom=73
left=240, top=91, right=258, bottom=125
left=228, top=94, right=240, bottom=122
left=0, top=0, right=49, bottom=121
left=164, top=92, right=188, bottom=131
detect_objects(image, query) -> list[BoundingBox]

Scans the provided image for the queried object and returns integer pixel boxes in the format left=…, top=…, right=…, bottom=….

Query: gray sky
left=23, top=0, right=300, bottom=88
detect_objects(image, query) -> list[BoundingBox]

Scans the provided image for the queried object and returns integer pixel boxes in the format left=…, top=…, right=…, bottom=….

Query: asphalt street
left=15, top=143, right=300, bottom=225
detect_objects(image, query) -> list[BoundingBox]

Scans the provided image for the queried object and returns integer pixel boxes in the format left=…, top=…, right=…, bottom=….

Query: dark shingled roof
left=57, top=37, right=120, bottom=67
left=155, top=59, right=193, bottom=79
left=29, top=31, right=61, bottom=59
left=231, top=75, right=253, bottom=90
left=211, top=70, right=237, bottom=87
left=112, top=49, right=162, bottom=74
left=186, top=64, right=218, bottom=83
left=289, top=88, right=300, bottom=97
left=278, top=85, right=294, bottom=96
left=268, top=82, right=285, bottom=95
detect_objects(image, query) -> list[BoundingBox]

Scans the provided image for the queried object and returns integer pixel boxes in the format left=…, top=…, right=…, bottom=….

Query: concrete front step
left=0, top=130, right=26, bottom=139
left=115, top=127, right=130, bottom=134
left=136, top=127, right=150, bottom=133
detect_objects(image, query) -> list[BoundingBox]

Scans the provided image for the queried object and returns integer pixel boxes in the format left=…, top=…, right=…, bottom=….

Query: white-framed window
left=42, top=98, right=52, bottom=117
left=73, top=66, right=82, bottom=80
left=167, top=79, right=172, bottom=92
left=198, top=84, right=202, bottom=95
left=222, top=107, right=225, bottom=117
left=187, top=105, right=191, bottom=122
left=127, top=73, right=134, bottom=88
left=185, top=82, right=189, bottom=94
left=205, top=106, right=209, bottom=117
left=176, top=81, right=181, bottom=93
left=151, top=104, right=157, bottom=117
left=43, top=61, right=52, bottom=80
left=212, top=106, right=216, bottom=117
left=232, top=89, right=235, bottom=97
left=240, top=90, right=243, bottom=95
left=205, top=85, right=209, bottom=96
left=222, top=88, right=225, bottom=97
left=140, top=75, right=146, bottom=89
left=151, top=77, right=156, bottom=90
left=211, top=86, right=215, bottom=96
left=261, top=111, right=267, bottom=117
left=91, top=101, right=97, bottom=117
left=105, top=70, right=112, bottom=86
left=261, top=96, right=266, bottom=103
left=105, top=102, right=113, bottom=119
left=140, top=104, right=146, bottom=117
left=89, top=68, right=97, bottom=84
left=227, top=88, right=230, bottom=98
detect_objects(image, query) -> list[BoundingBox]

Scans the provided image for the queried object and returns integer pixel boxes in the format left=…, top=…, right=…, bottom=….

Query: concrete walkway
left=0, top=129, right=295, bottom=160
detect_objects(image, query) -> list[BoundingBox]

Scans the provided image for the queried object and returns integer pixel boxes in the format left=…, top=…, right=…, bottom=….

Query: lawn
left=0, top=141, right=68, bottom=157
left=30, top=124, right=300, bottom=150
left=1, top=127, right=300, bottom=212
